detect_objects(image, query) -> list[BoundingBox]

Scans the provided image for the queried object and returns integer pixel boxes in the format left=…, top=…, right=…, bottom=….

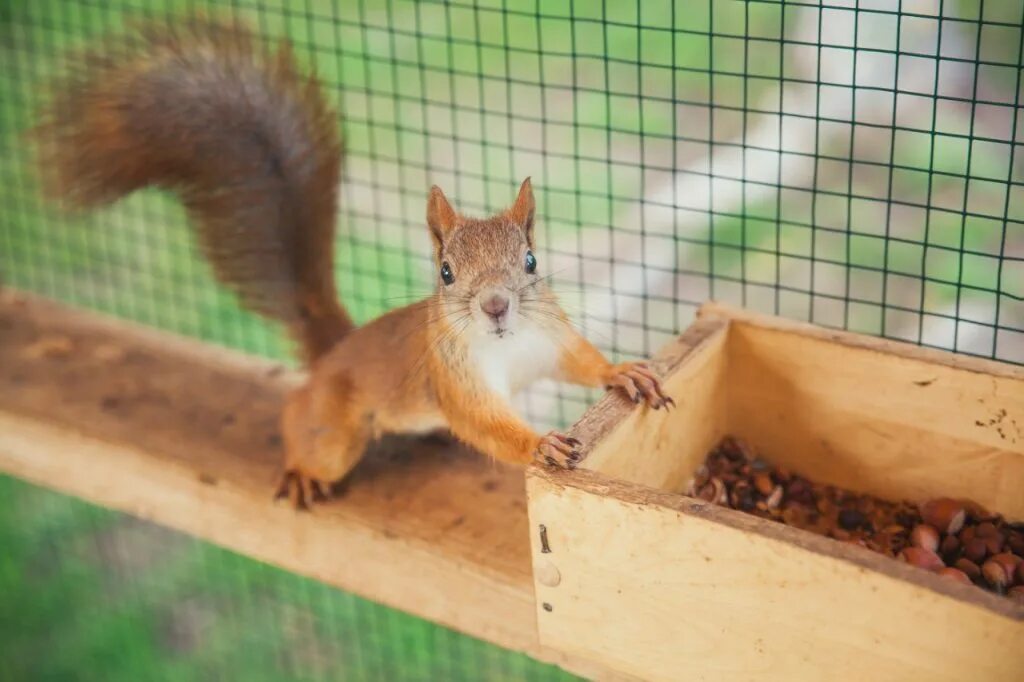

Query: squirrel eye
left=525, top=250, right=537, bottom=274
left=440, top=261, right=455, bottom=285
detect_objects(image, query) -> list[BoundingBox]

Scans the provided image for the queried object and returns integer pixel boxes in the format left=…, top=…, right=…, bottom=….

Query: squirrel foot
left=535, top=431, right=583, bottom=469
left=604, top=362, right=674, bottom=410
left=274, top=469, right=333, bottom=510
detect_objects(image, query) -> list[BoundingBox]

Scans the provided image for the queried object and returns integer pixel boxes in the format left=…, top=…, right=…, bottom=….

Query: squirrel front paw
left=604, top=361, right=674, bottom=410
left=535, top=431, right=584, bottom=469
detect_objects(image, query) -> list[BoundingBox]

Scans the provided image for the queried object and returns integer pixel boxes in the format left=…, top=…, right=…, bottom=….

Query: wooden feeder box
left=527, top=303, right=1024, bottom=681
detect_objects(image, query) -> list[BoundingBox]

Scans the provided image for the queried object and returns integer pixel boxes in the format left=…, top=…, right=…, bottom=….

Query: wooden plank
left=698, top=300, right=1024, bottom=380
left=0, top=292, right=604, bottom=679
left=527, top=467, right=1024, bottom=682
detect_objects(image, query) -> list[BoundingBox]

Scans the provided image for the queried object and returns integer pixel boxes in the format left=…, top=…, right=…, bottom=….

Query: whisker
left=517, top=267, right=570, bottom=293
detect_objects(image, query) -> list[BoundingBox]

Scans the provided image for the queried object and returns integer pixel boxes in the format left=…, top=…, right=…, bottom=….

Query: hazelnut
left=991, top=553, right=1022, bottom=582
left=899, top=547, right=944, bottom=572
left=1007, top=532, right=1024, bottom=556
left=963, top=538, right=989, bottom=564
left=909, top=524, right=940, bottom=553
left=1009, top=585, right=1024, bottom=605
left=785, top=479, right=813, bottom=504
left=753, top=473, right=774, bottom=496
left=939, top=534, right=960, bottom=558
left=975, top=521, right=999, bottom=539
left=920, top=498, right=965, bottom=535
left=838, top=508, right=868, bottom=531
left=981, top=559, right=1010, bottom=591
left=983, top=534, right=1005, bottom=556
left=936, top=567, right=972, bottom=585
left=959, top=526, right=976, bottom=544
left=729, top=480, right=756, bottom=511
left=954, top=558, right=982, bottom=582
left=696, top=477, right=727, bottom=505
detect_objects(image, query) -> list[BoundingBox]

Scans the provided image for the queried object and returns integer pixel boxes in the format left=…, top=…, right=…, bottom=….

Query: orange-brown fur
left=38, top=18, right=672, bottom=509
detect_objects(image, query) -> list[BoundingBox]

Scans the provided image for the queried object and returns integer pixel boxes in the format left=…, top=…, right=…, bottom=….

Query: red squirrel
left=37, top=19, right=672, bottom=508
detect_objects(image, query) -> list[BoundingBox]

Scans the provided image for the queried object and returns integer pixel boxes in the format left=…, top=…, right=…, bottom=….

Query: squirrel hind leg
left=275, top=384, right=370, bottom=510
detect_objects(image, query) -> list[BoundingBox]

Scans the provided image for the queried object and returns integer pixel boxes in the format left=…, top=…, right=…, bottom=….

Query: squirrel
left=37, top=19, right=673, bottom=508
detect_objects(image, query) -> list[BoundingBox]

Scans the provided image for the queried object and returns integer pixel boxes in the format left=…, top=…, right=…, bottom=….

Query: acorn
left=936, top=567, right=972, bottom=585
left=899, top=547, right=944, bottom=572
left=920, top=498, right=965, bottom=535
left=909, top=524, right=940, bottom=553
left=981, top=559, right=1010, bottom=592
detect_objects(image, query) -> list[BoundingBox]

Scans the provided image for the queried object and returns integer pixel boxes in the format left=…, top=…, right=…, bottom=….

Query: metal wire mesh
left=1, top=0, right=1022, bottom=679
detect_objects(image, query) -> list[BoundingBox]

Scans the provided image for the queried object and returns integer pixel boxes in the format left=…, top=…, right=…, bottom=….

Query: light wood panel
left=528, top=467, right=1024, bottom=682
left=529, top=301, right=1024, bottom=680
left=722, top=310, right=1024, bottom=518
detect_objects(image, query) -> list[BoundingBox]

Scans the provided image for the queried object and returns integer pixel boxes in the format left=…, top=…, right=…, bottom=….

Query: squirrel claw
left=274, top=469, right=332, bottom=510
left=536, top=431, right=585, bottom=469
left=605, top=362, right=673, bottom=411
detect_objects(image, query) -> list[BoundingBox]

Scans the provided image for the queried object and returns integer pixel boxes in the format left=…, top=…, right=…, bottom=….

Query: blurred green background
left=1, top=0, right=1022, bottom=679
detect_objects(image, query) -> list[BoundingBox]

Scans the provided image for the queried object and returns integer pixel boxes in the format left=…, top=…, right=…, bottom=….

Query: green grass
left=0, top=475, right=576, bottom=681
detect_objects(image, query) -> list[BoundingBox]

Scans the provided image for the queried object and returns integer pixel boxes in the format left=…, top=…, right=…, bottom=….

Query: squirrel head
left=426, top=178, right=555, bottom=339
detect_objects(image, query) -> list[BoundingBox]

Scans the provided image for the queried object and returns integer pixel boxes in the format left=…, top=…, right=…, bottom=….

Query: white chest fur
left=468, top=324, right=561, bottom=399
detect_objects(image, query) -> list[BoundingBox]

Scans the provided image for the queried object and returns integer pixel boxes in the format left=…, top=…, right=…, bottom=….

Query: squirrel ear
left=426, top=185, right=457, bottom=248
left=508, top=177, right=535, bottom=246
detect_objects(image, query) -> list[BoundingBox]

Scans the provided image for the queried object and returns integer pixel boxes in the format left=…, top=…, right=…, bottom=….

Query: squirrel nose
left=481, top=294, right=509, bottom=321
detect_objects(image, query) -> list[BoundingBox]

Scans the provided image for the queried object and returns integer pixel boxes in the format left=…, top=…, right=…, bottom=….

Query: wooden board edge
left=2, top=289, right=303, bottom=387
left=528, top=466, right=1024, bottom=623
left=0, top=409, right=535, bottom=649
left=559, top=315, right=731, bottom=463
left=696, top=300, right=1024, bottom=380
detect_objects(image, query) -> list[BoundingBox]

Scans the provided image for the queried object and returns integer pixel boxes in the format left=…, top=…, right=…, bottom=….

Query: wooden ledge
left=0, top=292, right=603, bottom=678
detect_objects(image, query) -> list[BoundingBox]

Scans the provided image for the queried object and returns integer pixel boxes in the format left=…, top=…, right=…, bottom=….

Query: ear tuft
left=426, top=185, right=457, bottom=248
left=508, top=177, right=535, bottom=246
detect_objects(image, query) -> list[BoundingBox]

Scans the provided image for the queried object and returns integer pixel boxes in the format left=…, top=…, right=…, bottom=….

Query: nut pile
left=687, top=438, right=1024, bottom=603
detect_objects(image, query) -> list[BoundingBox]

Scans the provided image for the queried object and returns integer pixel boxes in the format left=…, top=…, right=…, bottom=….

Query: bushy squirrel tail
left=37, top=18, right=353, bottom=364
